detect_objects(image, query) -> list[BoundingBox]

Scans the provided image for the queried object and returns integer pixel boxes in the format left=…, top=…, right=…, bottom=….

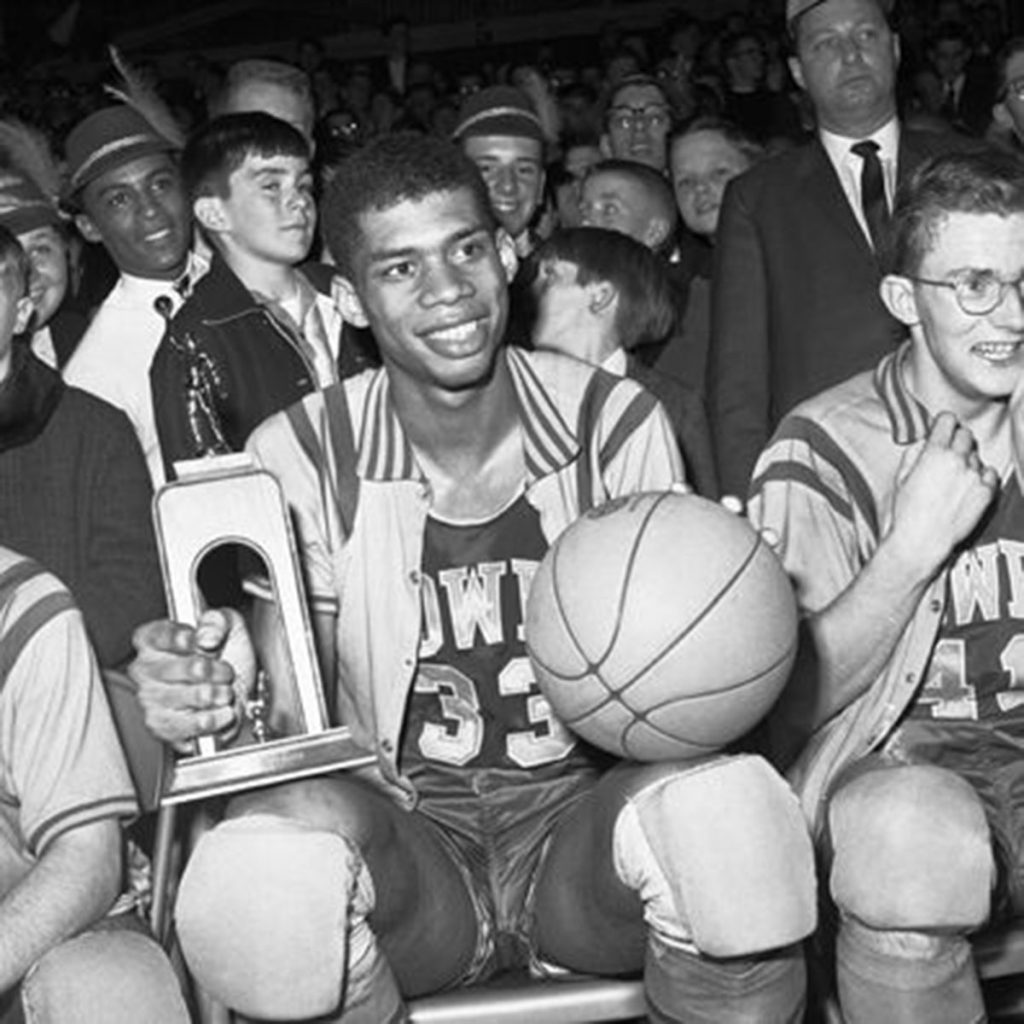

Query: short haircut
left=885, top=149, right=1024, bottom=276
left=670, top=116, right=765, bottom=168
left=213, top=59, right=312, bottom=117
left=996, top=36, right=1024, bottom=95
left=585, top=159, right=677, bottom=227
left=181, top=112, right=309, bottom=201
left=928, top=20, right=973, bottom=51
left=0, top=225, right=29, bottom=299
left=321, top=132, right=495, bottom=278
left=533, top=226, right=677, bottom=350
left=606, top=75, right=671, bottom=120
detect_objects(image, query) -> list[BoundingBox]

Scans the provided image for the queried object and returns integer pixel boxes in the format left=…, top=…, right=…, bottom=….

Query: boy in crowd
left=129, top=132, right=813, bottom=1024
left=601, top=75, right=674, bottom=174
left=0, top=120, right=86, bottom=369
left=62, top=104, right=201, bottom=485
left=991, top=37, right=1024, bottom=150
left=531, top=226, right=716, bottom=496
left=749, top=149, right=1024, bottom=1022
left=578, top=159, right=678, bottom=254
left=0, top=543, right=188, bottom=1023
left=150, top=112, right=345, bottom=476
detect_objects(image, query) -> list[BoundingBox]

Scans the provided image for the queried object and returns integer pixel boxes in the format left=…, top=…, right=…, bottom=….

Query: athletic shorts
left=407, top=762, right=602, bottom=983
left=884, top=713, right=1024, bottom=921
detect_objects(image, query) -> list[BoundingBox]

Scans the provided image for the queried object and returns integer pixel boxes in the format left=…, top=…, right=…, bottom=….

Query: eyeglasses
left=906, top=268, right=1024, bottom=316
left=608, top=105, right=671, bottom=132
left=1001, top=76, right=1024, bottom=102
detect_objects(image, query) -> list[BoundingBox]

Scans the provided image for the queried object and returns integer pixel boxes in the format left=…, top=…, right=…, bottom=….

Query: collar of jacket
left=183, top=253, right=336, bottom=323
left=0, top=342, right=63, bottom=454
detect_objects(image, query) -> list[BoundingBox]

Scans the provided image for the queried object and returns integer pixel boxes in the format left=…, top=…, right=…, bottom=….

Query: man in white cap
left=62, top=104, right=204, bottom=484
left=708, top=0, right=971, bottom=498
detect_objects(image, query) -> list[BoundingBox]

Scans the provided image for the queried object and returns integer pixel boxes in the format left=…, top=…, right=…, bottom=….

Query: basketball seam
left=618, top=629, right=798, bottom=757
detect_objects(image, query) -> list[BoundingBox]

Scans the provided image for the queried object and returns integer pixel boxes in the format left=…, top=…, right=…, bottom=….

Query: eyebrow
left=365, top=225, right=490, bottom=266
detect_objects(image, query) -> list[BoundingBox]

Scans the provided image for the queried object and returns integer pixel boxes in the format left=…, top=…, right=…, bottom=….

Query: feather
left=0, top=119, right=62, bottom=207
left=104, top=45, right=186, bottom=150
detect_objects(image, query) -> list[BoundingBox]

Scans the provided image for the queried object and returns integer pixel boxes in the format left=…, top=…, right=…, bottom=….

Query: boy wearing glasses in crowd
left=992, top=37, right=1024, bottom=151
left=748, top=149, right=1024, bottom=1023
left=602, top=75, right=674, bottom=173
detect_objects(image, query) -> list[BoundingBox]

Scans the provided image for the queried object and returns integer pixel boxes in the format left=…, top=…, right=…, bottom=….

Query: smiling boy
left=62, top=104, right=200, bottom=485
left=150, top=112, right=343, bottom=478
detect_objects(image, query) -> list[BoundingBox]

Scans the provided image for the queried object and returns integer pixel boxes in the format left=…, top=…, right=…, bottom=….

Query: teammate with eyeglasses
left=748, top=147, right=1024, bottom=1024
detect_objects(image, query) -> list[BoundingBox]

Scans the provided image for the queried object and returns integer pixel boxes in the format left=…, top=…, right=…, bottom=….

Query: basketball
left=525, top=491, right=798, bottom=761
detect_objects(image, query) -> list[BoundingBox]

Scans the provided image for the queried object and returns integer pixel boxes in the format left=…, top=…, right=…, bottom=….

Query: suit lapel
left=798, top=139, right=873, bottom=256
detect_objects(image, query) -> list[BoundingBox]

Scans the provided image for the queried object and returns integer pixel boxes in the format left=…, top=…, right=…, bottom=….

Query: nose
left=995, top=280, right=1024, bottom=329
left=493, top=165, right=517, bottom=198
left=838, top=34, right=866, bottom=63
left=421, top=259, right=472, bottom=306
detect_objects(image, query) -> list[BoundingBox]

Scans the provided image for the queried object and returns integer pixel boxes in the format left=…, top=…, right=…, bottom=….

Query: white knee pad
left=829, top=765, right=994, bottom=931
left=613, top=755, right=817, bottom=958
left=176, top=812, right=374, bottom=1020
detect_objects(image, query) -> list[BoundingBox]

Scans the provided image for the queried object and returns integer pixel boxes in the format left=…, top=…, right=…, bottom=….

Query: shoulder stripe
left=0, top=560, right=48, bottom=609
left=598, top=388, right=659, bottom=475
left=749, top=462, right=855, bottom=523
left=574, top=370, right=619, bottom=513
left=28, top=795, right=138, bottom=854
left=285, top=401, right=326, bottom=476
left=766, top=416, right=878, bottom=539
left=323, top=385, right=360, bottom=538
left=0, top=591, right=77, bottom=693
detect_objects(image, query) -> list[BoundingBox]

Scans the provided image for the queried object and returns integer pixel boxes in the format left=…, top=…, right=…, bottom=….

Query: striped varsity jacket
left=247, top=346, right=685, bottom=806
left=748, top=342, right=952, bottom=832
left=0, top=549, right=136, bottom=892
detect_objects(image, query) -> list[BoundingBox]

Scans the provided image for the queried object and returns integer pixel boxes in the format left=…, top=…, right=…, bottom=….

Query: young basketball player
left=129, top=133, right=814, bottom=1024
left=749, top=149, right=1024, bottom=1022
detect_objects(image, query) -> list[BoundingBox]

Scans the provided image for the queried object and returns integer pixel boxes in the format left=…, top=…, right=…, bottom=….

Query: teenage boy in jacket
left=150, top=112, right=347, bottom=480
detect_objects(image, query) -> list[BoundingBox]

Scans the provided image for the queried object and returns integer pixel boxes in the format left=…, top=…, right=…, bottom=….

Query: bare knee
left=829, top=764, right=994, bottom=930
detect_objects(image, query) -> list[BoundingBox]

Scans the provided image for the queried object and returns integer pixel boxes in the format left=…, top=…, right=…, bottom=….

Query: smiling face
left=790, top=0, right=899, bottom=137
left=893, top=212, right=1024, bottom=419
left=335, top=187, right=516, bottom=398
left=462, top=134, right=545, bottom=240
left=670, top=130, right=752, bottom=238
left=17, top=225, right=69, bottom=328
left=76, top=152, right=190, bottom=281
left=200, top=152, right=315, bottom=269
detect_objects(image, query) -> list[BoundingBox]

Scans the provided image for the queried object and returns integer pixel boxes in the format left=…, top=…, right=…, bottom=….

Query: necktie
left=851, top=140, right=888, bottom=252
left=940, top=80, right=957, bottom=123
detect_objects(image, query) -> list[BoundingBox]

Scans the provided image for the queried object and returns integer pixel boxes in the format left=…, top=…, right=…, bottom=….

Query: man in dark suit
left=709, top=0, right=970, bottom=497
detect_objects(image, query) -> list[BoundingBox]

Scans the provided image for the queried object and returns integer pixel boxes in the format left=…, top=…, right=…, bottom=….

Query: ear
left=495, top=228, right=518, bottom=282
left=788, top=55, right=806, bottom=91
left=586, top=280, right=618, bottom=317
left=194, top=196, right=229, bottom=235
left=599, top=133, right=614, bottom=158
left=880, top=273, right=920, bottom=327
left=14, top=295, right=33, bottom=334
left=993, top=101, right=1013, bottom=132
left=74, top=213, right=103, bottom=245
left=331, top=275, right=369, bottom=328
left=644, top=216, right=672, bottom=250
left=891, top=33, right=901, bottom=71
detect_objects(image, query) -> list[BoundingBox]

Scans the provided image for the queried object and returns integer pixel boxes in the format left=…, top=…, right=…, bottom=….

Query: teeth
left=975, top=343, right=1021, bottom=358
left=430, top=321, right=478, bottom=343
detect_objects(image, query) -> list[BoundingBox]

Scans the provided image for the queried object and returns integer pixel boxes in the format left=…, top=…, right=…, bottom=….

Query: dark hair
left=885, top=149, right=1024, bottom=276
left=927, top=19, right=973, bottom=51
left=0, top=225, right=29, bottom=299
left=585, top=158, right=677, bottom=228
left=181, top=112, right=310, bottom=200
left=321, top=132, right=495, bottom=278
left=607, top=74, right=671, bottom=117
left=532, top=226, right=676, bottom=350
left=996, top=36, right=1024, bottom=96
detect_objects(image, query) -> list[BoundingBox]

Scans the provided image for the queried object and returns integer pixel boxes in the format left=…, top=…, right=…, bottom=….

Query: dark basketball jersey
left=402, top=492, right=595, bottom=780
left=910, top=473, right=1024, bottom=722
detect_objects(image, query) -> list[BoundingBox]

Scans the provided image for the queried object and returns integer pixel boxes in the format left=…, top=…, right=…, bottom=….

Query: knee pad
left=176, top=812, right=373, bottom=1020
left=613, top=754, right=817, bottom=958
left=23, top=929, right=190, bottom=1024
left=829, top=765, right=994, bottom=931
